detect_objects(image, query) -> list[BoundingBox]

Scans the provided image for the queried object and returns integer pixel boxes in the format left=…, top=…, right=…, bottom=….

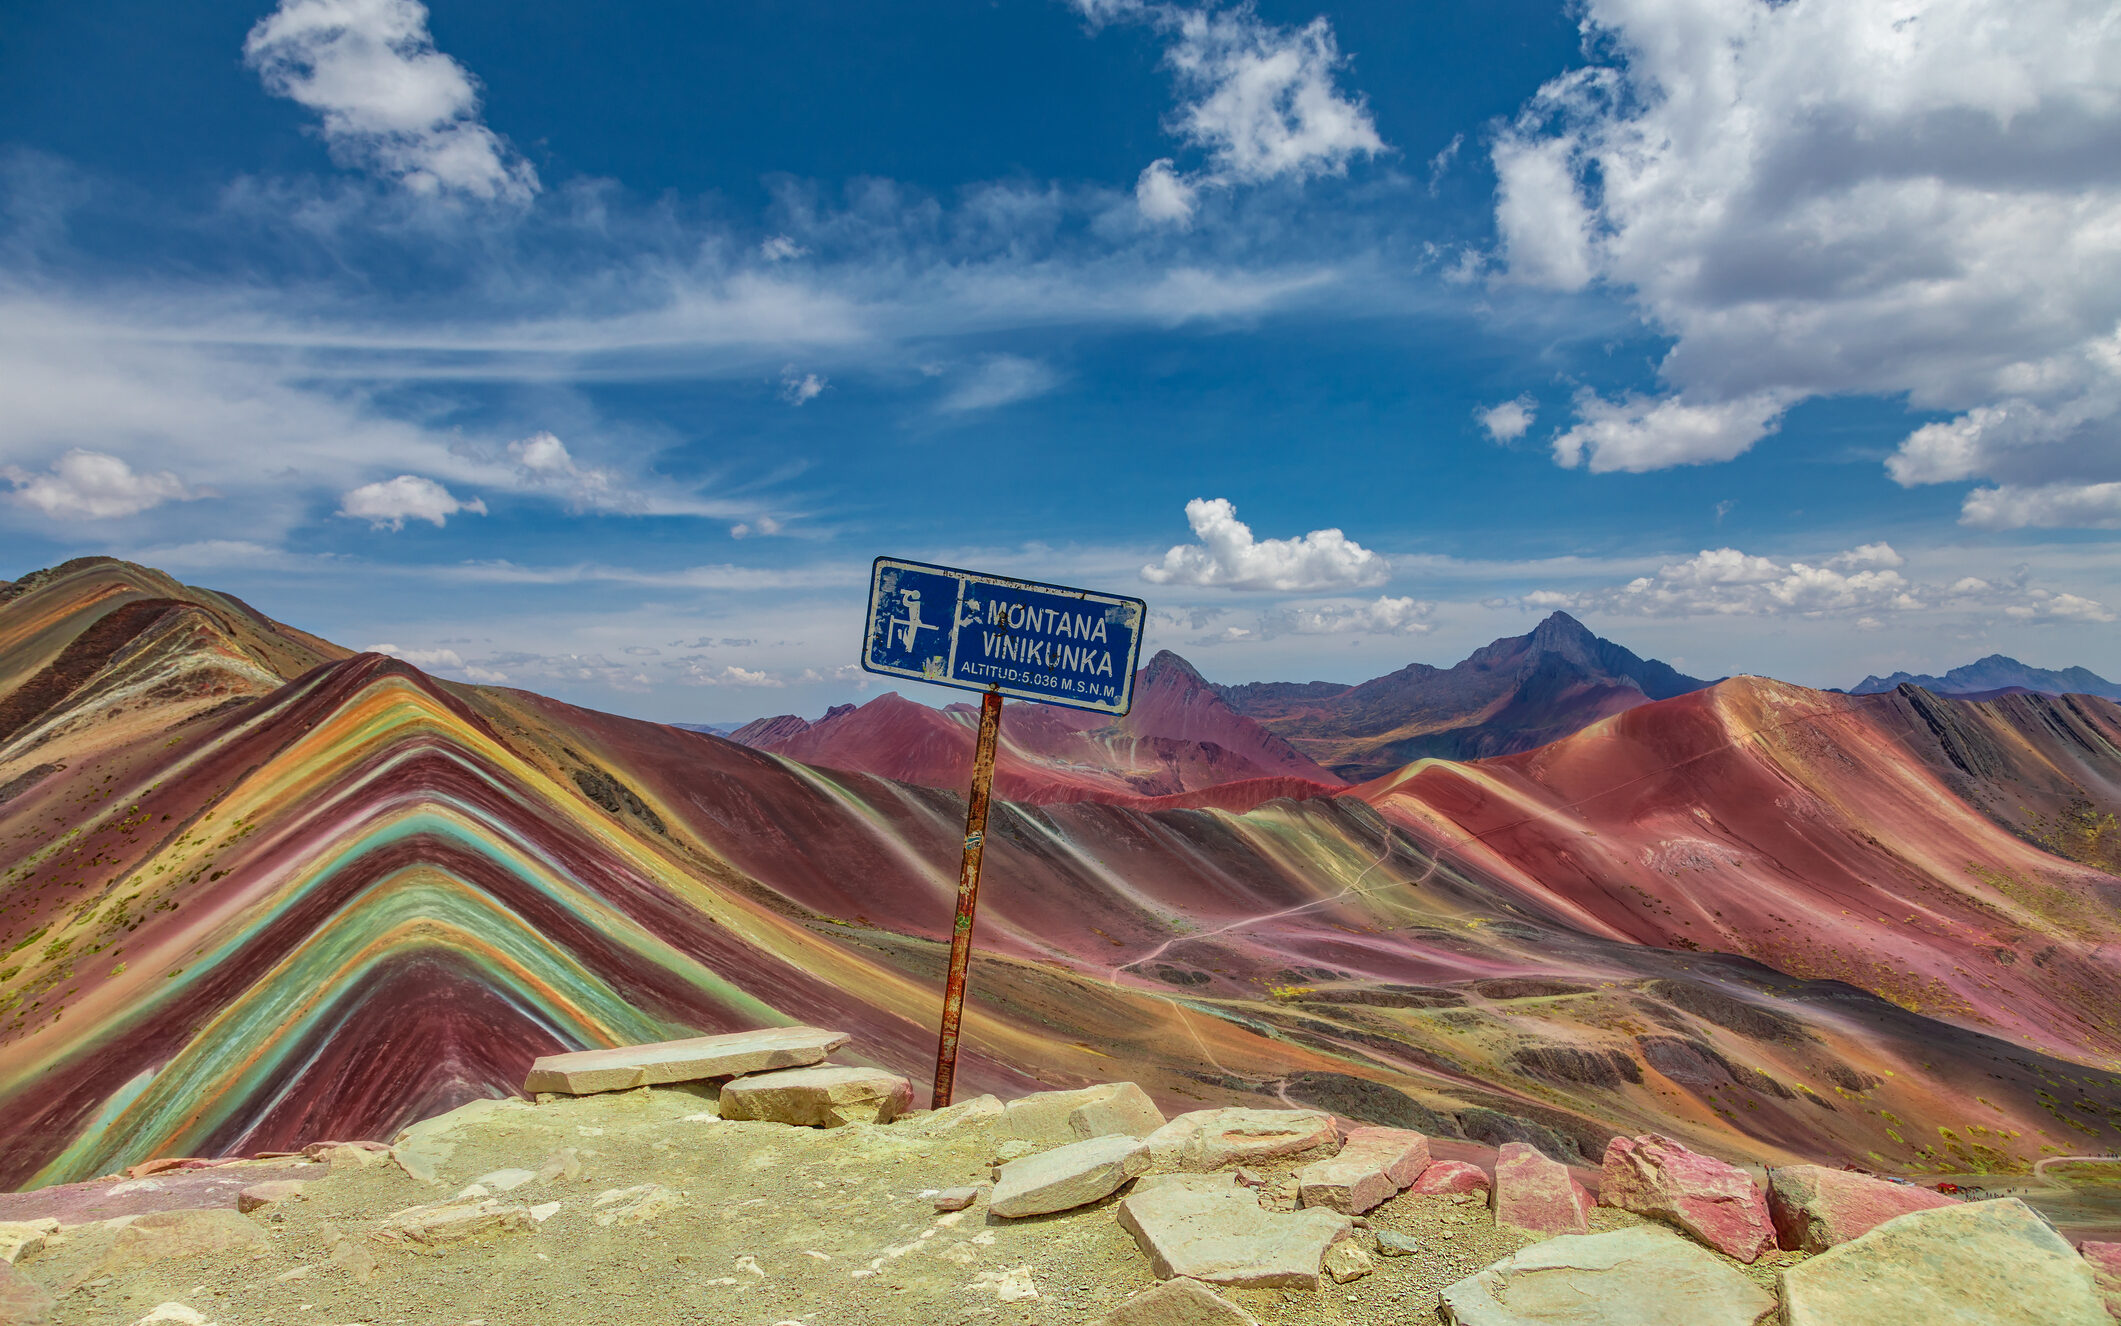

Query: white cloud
left=1959, top=480, right=2121, bottom=530
left=1267, top=595, right=1434, bottom=635
left=759, top=235, right=807, bottom=262
left=1085, top=3, right=1382, bottom=218
left=505, top=431, right=624, bottom=510
left=2003, top=588, right=2117, bottom=623
left=729, top=517, right=784, bottom=539
left=1, top=448, right=203, bottom=519
left=1141, top=497, right=1390, bottom=591
left=1488, top=0, right=2121, bottom=525
left=938, top=355, right=1060, bottom=413
left=1547, top=543, right=1921, bottom=618
left=244, top=0, right=538, bottom=203
left=780, top=367, right=827, bottom=405
left=1476, top=396, right=1536, bottom=444
left=366, top=642, right=465, bottom=668
left=337, top=474, right=485, bottom=530
left=1135, top=159, right=1198, bottom=225
left=1552, top=392, right=1792, bottom=473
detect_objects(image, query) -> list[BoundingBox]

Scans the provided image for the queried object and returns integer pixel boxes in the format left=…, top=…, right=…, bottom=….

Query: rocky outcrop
left=1440, top=1226, right=1776, bottom=1326
left=2080, top=1240, right=2120, bottom=1319
left=1766, top=1165, right=1959, bottom=1252
left=1492, top=1142, right=1591, bottom=1236
left=1002, top=1082, right=1166, bottom=1145
left=1778, top=1198, right=2107, bottom=1326
left=1598, top=1134, right=1774, bottom=1262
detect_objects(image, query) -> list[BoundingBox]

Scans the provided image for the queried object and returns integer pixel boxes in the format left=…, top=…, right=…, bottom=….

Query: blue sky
left=2, top=0, right=2117, bottom=721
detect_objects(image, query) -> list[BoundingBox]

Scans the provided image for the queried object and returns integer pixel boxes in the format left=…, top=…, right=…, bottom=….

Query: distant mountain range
left=728, top=650, right=1342, bottom=807
left=1851, top=654, right=2120, bottom=700
left=1216, top=611, right=1711, bottom=781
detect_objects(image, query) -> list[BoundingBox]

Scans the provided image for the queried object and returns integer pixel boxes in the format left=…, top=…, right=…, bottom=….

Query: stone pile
left=6, top=1024, right=2119, bottom=1326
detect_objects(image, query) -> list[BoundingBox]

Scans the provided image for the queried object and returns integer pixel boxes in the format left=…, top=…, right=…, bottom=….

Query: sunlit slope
left=2, top=562, right=2119, bottom=1193
left=1360, top=677, right=2121, bottom=1062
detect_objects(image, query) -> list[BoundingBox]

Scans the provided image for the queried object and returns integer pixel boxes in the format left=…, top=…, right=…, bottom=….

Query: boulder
left=1414, top=1160, right=1492, bottom=1197
left=1440, top=1225, right=1777, bottom=1326
left=1492, top=1142, right=1592, bottom=1236
left=1779, top=1197, right=2106, bottom=1326
left=1116, top=1182, right=1353, bottom=1289
left=1599, top=1134, right=1774, bottom=1262
left=2080, top=1241, right=2120, bottom=1319
left=1324, top=1240, right=1374, bottom=1283
left=236, top=1181, right=307, bottom=1214
left=897, top=1094, right=1005, bottom=1137
left=1002, top=1083, right=1167, bottom=1145
left=1297, top=1126, right=1431, bottom=1214
left=1142, top=1108, right=1340, bottom=1173
left=590, top=1184, right=682, bottom=1227
left=0, top=1219, right=58, bottom=1264
left=933, top=1187, right=981, bottom=1212
left=1088, top=1276, right=1260, bottom=1325
left=523, top=1025, right=850, bottom=1095
left=372, top=1198, right=534, bottom=1247
left=1766, top=1165, right=1960, bottom=1252
left=0, top=1259, right=55, bottom=1326
left=719, top=1064, right=914, bottom=1127
left=991, top=1134, right=1151, bottom=1218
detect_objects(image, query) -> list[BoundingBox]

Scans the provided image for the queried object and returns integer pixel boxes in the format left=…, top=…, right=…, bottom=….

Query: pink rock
left=1412, top=1160, right=1491, bottom=1197
left=1492, top=1142, right=1591, bottom=1235
left=1600, top=1134, right=1774, bottom=1263
left=1766, top=1164, right=1961, bottom=1253
left=2074, top=1239, right=2118, bottom=1319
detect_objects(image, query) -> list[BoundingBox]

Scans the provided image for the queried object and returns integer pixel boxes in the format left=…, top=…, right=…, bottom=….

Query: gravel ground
left=11, top=1085, right=1802, bottom=1326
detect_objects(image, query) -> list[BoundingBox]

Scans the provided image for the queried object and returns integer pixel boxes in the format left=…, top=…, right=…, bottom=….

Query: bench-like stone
left=991, top=1134, right=1151, bottom=1217
left=1297, top=1127, right=1431, bottom=1214
left=1440, top=1225, right=1777, bottom=1326
left=719, top=1063, right=914, bottom=1127
left=1116, top=1182, right=1353, bottom=1289
left=1493, top=1142, right=1591, bottom=1236
left=1779, top=1198, right=2107, bottom=1326
left=523, top=1026, right=848, bottom=1095
left=1766, top=1165, right=1959, bottom=1252
left=1143, top=1108, right=1339, bottom=1173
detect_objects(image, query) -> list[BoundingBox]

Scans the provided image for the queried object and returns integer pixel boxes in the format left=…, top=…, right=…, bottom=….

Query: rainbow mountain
left=2, top=557, right=2119, bottom=1192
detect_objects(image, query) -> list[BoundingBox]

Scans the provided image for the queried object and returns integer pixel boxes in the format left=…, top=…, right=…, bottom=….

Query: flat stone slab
left=1600, top=1134, right=1774, bottom=1262
left=523, top=1025, right=848, bottom=1095
left=1440, top=1225, right=1777, bottom=1325
left=1779, top=1197, right=2107, bottom=1326
left=719, top=1063, right=914, bottom=1127
left=1298, top=1127, right=1431, bottom=1214
left=373, top=1198, right=534, bottom=1246
left=1143, top=1108, right=1339, bottom=1173
left=991, top=1134, right=1151, bottom=1218
left=0, top=1259, right=55, bottom=1325
left=1493, top=1142, right=1591, bottom=1236
left=1117, top=1182, right=1352, bottom=1288
left=1767, top=1164, right=1959, bottom=1252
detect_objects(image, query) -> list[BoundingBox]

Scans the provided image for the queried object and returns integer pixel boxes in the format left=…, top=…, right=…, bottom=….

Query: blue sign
left=861, top=557, right=1147, bottom=715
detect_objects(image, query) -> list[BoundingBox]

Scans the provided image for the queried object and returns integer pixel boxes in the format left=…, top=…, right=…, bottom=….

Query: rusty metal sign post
left=858, top=557, right=1146, bottom=1107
